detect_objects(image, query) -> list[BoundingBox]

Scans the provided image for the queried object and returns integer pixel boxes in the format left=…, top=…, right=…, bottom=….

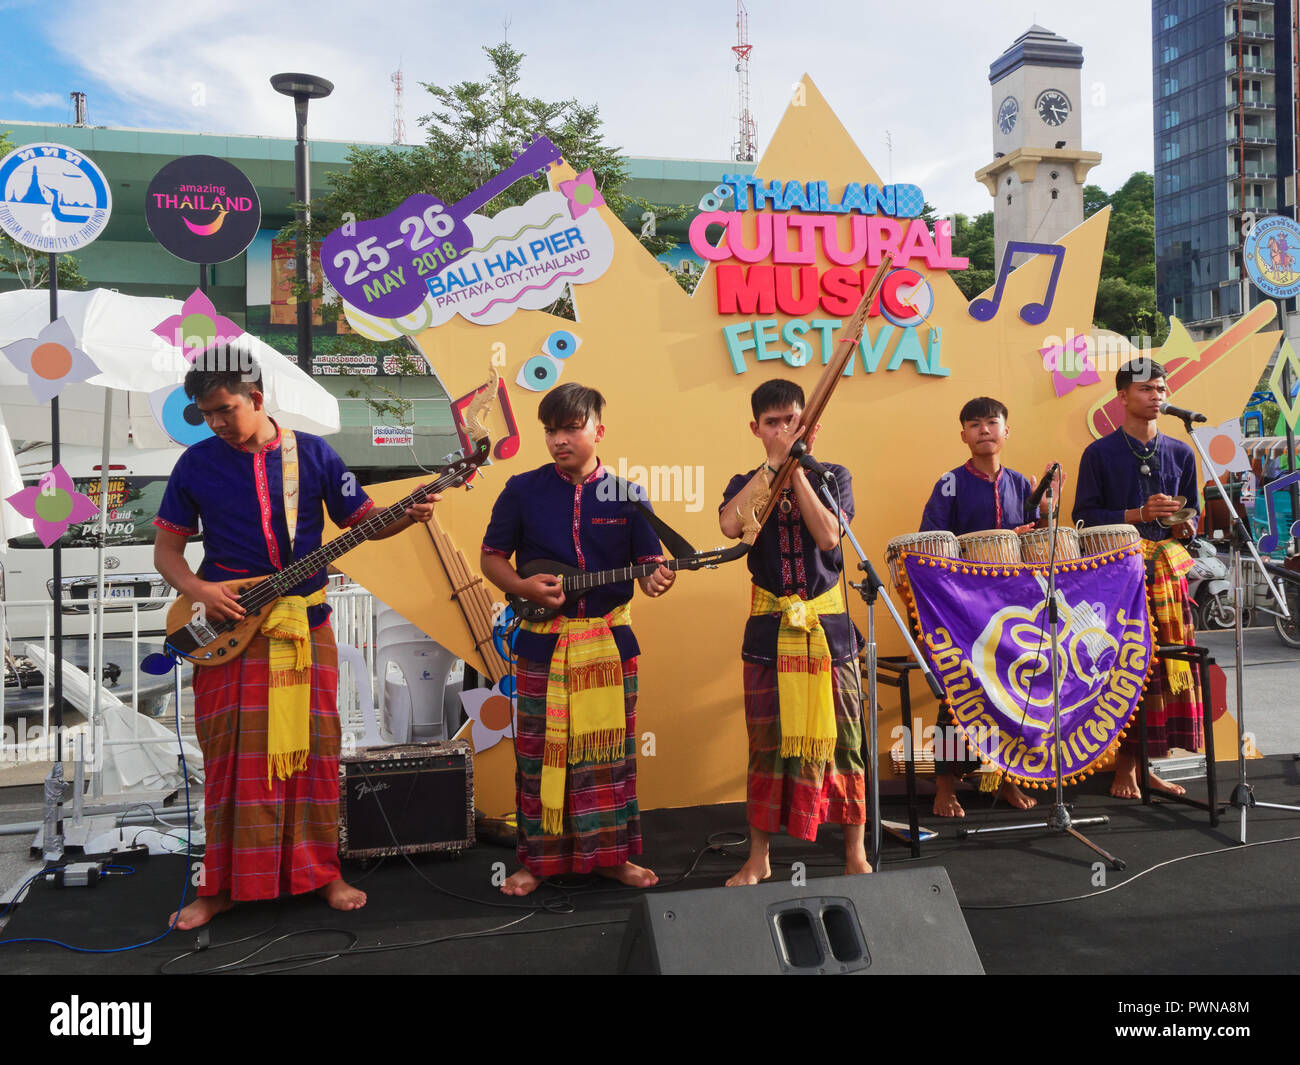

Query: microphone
left=1159, top=401, right=1207, bottom=424
left=789, top=439, right=832, bottom=481
left=1026, top=461, right=1061, bottom=514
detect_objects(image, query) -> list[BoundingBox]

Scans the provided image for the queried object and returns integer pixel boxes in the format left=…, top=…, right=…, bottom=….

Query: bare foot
left=1110, top=763, right=1187, bottom=799
left=933, top=773, right=966, bottom=818
left=998, top=780, right=1038, bottom=810
left=168, top=892, right=234, bottom=931
left=594, top=862, right=659, bottom=888
left=844, top=854, right=873, bottom=875
left=725, top=856, right=771, bottom=887
left=1146, top=770, right=1186, bottom=798
left=501, top=867, right=541, bottom=896
left=317, top=878, right=367, bottom=911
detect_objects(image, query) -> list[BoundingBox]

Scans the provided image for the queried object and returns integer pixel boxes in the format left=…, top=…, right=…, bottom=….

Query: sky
left=0, top=0, right=1155, bottom=219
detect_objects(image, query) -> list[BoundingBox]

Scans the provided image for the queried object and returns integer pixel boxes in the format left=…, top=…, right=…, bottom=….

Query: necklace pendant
left=1140, top=463, right=1151, bottom=476
left=779, top=496, right=793, bottom=515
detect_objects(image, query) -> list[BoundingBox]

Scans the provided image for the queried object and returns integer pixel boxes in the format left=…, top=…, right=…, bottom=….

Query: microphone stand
left=1171, top=412, right=1298, bottom=840
left=799, top=449, right=945, bottom=871
left=958, top=476, right=1125, bottom=870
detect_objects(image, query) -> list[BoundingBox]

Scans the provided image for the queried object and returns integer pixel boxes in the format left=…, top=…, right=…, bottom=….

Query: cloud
left=13, top=91, right=64, bottom=109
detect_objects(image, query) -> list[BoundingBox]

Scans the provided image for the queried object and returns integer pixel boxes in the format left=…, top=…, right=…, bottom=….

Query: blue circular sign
left=0, top=142, right=112, bottom=252
left=1243, top=215, right=1300, bottom=300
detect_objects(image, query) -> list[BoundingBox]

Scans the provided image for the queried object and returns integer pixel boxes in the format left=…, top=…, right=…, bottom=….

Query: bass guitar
left=162, top=374, right=497, bottom=666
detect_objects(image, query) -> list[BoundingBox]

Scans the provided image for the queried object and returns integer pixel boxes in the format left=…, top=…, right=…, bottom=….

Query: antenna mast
left=391, top=64, right=405, bottom=145
left=731, top=0, right=756, bottom=162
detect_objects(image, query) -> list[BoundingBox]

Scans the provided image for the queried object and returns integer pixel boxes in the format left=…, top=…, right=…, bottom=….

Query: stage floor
left=2, top=754, right=1299, bottom=976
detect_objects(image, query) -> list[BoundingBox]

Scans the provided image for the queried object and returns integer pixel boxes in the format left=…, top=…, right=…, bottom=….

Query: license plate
left=70, top=582, right=150, bottom=601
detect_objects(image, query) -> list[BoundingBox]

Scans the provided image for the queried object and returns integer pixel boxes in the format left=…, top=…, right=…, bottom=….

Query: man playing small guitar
left=480, top=383, right=674, bottom=897
left=153, top=354, right=436, bottom=930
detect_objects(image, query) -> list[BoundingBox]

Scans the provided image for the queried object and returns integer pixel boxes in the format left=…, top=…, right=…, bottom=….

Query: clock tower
left=975, top=25, right=1102, bottom=266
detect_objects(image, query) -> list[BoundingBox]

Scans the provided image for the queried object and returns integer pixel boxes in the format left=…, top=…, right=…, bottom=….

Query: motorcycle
left=1185, top=536, right=1234, bottom=630
left=1265, top=559, right=1300, bottom=649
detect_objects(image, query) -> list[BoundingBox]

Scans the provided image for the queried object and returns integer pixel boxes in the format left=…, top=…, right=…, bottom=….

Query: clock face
left=1036, top=89, right=1072, bottom=127
left=997, top=95, right=1019, bottom=134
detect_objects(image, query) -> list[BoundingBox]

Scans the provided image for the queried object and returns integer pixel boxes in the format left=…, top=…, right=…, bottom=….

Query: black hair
left=183, top=342, right=263, bottom=401
left=538, top=382, right=605, bottom=427
left=750, top=378, right=805, bottom=421
left=1115, top=358, right=1168, bottom=391
left=959, top=396, right=1009, bottom=424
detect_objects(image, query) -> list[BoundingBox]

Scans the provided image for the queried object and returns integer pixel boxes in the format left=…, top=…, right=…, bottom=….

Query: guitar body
left=164, top=576, right=279, bottom=666
left=507, top=559, right=590, bottom=623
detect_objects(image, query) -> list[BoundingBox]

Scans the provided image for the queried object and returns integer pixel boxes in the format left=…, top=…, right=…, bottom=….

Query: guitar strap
left=281, top=428, right=300, bottom=559
left=630, top=498, right=695, bottom=559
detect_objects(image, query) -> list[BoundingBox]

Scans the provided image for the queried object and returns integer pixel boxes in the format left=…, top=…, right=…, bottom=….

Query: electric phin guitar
left=163, top=375, right=497, bottom=666
left=507, top=544, right=751, bottom=622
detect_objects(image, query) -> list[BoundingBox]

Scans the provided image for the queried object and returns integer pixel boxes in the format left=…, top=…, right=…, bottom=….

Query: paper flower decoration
left=459, top=681, right=516, bottom=752
left=1193, top=418, right=1251, bottom=476
left=152, top=288, right=242, bottom=362
left=1041, top=333, right=1100, bottom=397
left=558, top=168, right=605, bottom=220
left=6, top=464, right=99, bottom=547
left=1, top=317, right=100, bottom=403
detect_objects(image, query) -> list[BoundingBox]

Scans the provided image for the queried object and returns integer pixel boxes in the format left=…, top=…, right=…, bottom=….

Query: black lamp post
left=271, top=72, right=333, bottom=370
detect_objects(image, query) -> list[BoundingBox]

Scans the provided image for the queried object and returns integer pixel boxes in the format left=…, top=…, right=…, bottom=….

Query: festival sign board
left=0, top=142, right=112, bottom=252
left=1243, top=214, right=1300, bottom=301
left=145, top=155, right=261, bottom=264
left=331, top=78, right=1276, bottom=816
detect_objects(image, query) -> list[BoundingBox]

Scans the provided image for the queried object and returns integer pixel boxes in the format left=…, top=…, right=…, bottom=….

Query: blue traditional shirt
left=919, top=462, right=1035, bottom=536
left=1073, top=429, right=1199, bottom=543
left=481, top=462, right=665, bottom=662
left=720, top=463, right=860, bottom=665
left=154, top=425, right=374, bottom=627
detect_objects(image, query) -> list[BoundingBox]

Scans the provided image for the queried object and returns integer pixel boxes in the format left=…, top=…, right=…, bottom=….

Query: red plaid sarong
left=1121, top=585, right=1204, bottom=758
left=513, top=654, right=641, bottom=876
left=744, top=659, right=867, bottom=841
left=192, top=626, right=342, bottom=901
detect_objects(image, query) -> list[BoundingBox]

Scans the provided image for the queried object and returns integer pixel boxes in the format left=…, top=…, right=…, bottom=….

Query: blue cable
left=0, top=671, right=194, bottom=954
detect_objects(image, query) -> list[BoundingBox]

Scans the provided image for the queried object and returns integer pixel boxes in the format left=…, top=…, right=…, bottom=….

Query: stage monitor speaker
left=338, top=741, right=474, bottom=860
left=619, top=867, right=982, bottom=975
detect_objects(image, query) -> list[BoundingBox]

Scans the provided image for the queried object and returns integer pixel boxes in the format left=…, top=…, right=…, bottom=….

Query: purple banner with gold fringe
left=902, top=545, right=1152, bottom=787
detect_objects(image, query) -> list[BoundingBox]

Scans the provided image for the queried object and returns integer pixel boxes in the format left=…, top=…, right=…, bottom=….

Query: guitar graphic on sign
left=322, top=135, right=565, bottom=320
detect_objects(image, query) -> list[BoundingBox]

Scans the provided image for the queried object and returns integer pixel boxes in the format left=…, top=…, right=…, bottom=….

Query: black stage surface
left=3, top=755, right=1300, bottom=976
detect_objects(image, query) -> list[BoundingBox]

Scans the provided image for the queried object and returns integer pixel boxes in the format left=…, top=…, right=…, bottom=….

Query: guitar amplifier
left=338, top=741, right=475, bottom=860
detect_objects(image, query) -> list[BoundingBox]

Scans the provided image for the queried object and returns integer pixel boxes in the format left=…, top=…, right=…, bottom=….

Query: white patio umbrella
left=0, top=287, right=340, bottom=448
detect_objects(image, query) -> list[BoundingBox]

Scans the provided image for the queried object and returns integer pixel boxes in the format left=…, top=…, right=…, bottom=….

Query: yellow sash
left=750, top=584, right=842, bottom=763
left=260, top=587, right=327, bottom=785
left=522, top=603, right=632, bottom=835
left=1142, top=539, right=1195, bottom=696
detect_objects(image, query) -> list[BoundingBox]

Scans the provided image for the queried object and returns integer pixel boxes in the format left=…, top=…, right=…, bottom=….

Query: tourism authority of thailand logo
left=0, top=142, right=112, bottom=253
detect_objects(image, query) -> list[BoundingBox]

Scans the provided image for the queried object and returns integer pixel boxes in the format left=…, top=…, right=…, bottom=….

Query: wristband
left=763, top=463, right=778, bottom=477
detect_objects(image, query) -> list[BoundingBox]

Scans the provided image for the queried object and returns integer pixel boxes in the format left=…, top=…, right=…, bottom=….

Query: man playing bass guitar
left=153, top=354, right=436, bottom=930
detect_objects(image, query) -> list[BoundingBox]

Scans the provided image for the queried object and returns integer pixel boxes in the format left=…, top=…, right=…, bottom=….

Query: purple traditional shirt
left=481, top=462, right=665, bottom=662
left=1073, top=429, right=1199, bottom=543
left=919, top=461, right=1035, bottom=536
left=720, top=463, right=860, bottom=665
left=154, top=425, right=374, bottom=627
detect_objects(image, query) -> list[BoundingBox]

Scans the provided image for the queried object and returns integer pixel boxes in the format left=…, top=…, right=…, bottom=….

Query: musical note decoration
left=1, top=317, right=101, bottom=403
left=1193, top=418, right=1251, bottom=477
left=968, top=241, right=1065, bottom=326
left=7, top=464, right=99, bottom=547
left=1258, top=471, right=1300, bottom=553
left=492, top=378, right=520, bottom=460
left=1041, top=332, right=1100, bottom=397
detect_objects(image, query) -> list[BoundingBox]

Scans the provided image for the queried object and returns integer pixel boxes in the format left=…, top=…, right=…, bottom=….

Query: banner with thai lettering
left=902, top=546, right=1152, bottom=786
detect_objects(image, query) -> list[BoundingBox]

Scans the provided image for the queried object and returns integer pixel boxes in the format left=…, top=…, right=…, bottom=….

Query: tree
left=947, top=211, right=995, bottom=299
left=0, top=132, right=88, bottom=291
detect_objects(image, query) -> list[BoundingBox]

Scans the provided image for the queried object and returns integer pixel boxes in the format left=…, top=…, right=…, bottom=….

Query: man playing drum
left=1074, top=358, right=1202, bottom=799
left=919, top=396, right=1055, bottom=817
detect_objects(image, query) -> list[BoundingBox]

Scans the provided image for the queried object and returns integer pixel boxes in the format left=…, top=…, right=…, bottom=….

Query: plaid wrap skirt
left=744, top=658, right=867, bottom=841
left=192, top=626, right=342, bottom=901
left=513, top=654, right=642, bottom=876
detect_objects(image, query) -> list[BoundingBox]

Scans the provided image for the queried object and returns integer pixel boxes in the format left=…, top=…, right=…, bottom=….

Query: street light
left=271, top=72, right=333, bottom=371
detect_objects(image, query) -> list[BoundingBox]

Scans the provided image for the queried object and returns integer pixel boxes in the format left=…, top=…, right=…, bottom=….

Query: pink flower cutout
left=558, top=169, right=604, bottom=220
left=7, top=464, right=99, bottom=547
left=1041, top=334, right=1101, bottom=397
left=1, top=317, right=100, bottom=404
left=152, top=288, right=243, bottom=362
